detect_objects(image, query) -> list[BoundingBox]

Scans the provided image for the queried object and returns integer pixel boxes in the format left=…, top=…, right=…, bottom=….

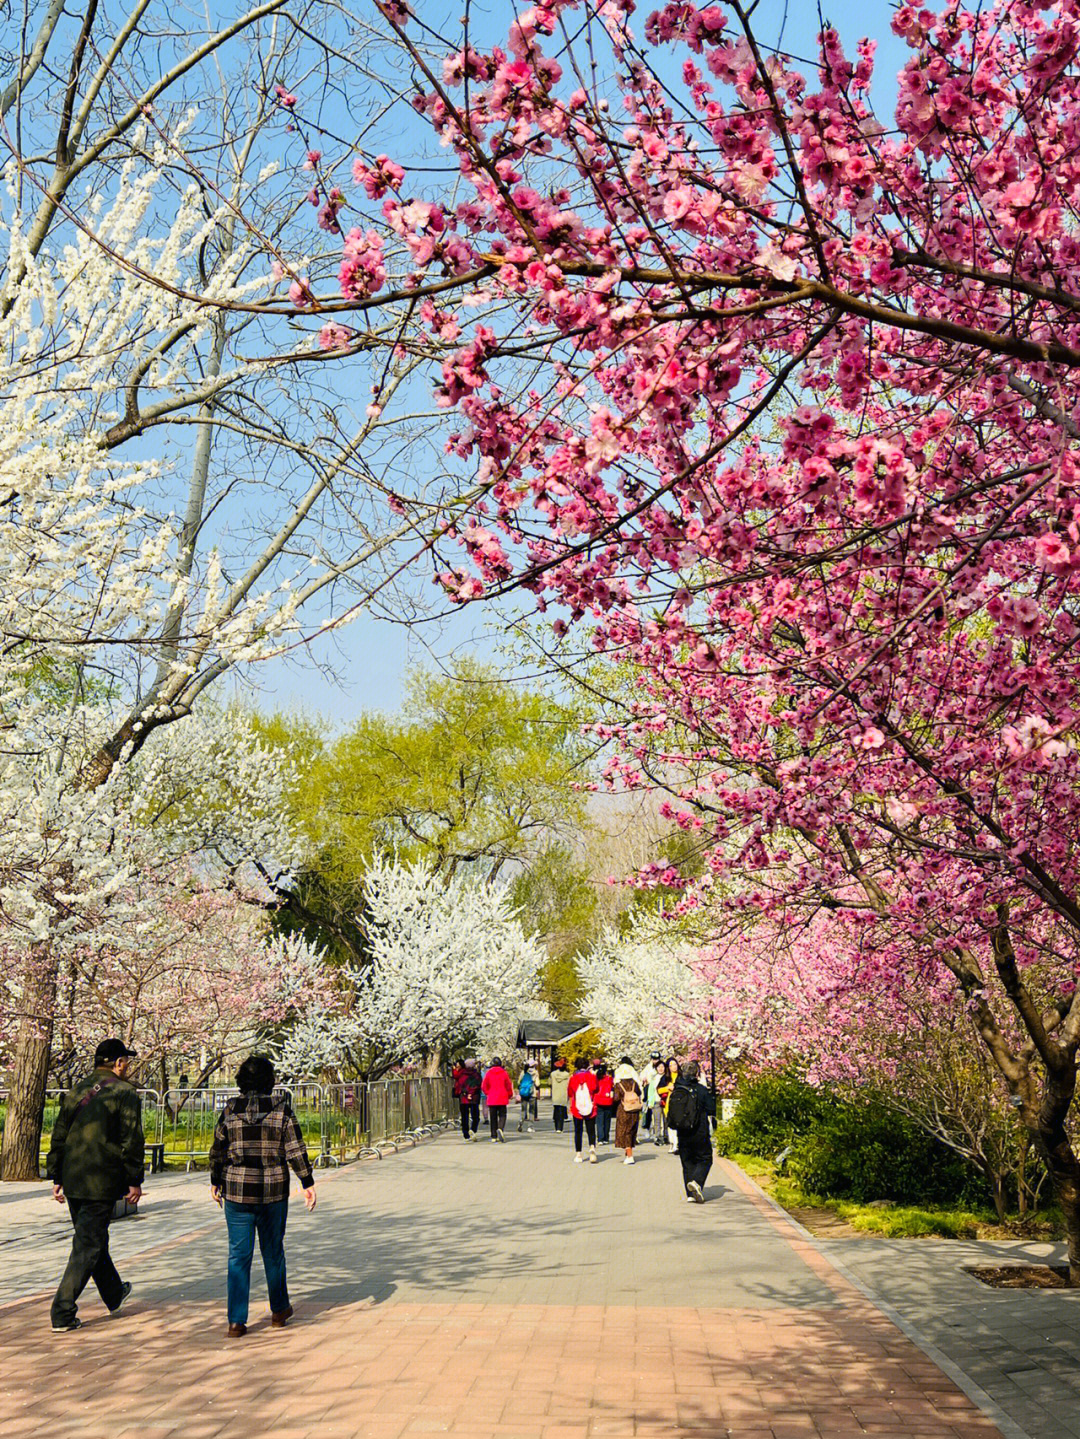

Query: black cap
left=650, top=1051, right=661, bottom=1060
left=94, top=1038, right=138, bottom=1065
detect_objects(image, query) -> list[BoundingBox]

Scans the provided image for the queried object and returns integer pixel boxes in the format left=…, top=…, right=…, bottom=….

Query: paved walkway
left=814, top=1234, right=1080, bottom=1439
left=2, top=1112, right=1007, bottom=1439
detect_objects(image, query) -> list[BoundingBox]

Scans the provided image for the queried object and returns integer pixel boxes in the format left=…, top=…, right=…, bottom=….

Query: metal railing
left=15, top=1077, right=453, bottom=1172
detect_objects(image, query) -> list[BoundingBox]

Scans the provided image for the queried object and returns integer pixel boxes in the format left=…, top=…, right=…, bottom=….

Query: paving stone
left=2, top=1111, right=1007, bottom=1439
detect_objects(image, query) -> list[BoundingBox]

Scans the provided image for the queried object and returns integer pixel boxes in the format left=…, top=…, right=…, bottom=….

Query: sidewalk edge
left=722, top=1158, right=1031, bottom=1439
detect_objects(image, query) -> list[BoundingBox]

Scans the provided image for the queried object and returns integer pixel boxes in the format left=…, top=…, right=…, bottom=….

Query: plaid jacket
left=209, top=1094, right=314, bottom=1204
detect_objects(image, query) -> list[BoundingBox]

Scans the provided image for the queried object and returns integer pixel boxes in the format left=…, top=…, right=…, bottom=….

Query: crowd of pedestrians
left=451, top=1050, right=717, bottom=1199
left=45, top=1036, right=718, bottom=1337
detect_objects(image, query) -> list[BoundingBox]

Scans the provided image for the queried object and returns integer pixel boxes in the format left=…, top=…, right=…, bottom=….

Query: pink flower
left=273, top=84, right=297, bottom=109
left=317, top=322, right=353, bottom=351
left=1035, top=532, right=1070, bottom=569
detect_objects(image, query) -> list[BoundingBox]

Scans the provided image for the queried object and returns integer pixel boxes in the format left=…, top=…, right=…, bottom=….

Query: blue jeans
left=596, top=1105, right=613, bottom=1142
left=224, top=1198, right=289, bottom=1324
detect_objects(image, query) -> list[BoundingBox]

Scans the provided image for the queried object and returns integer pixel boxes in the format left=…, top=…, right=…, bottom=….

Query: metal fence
left=16, top=1077, right=453, bottom=1172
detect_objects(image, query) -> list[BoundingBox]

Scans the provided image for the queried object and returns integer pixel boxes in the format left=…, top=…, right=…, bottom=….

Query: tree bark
left=1030, top=1069, right=1080, bottom=1285
left=1, top=960, right=58, bottom=1180
left=419, top=1046, right=443, bottom=1079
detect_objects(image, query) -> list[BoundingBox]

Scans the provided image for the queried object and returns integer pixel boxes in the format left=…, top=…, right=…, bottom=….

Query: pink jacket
left=481, top=1066, right=514, bottom=1106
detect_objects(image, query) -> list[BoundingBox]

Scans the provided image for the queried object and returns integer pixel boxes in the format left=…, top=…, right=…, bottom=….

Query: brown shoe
left=227, top=1323, right=247, bottom=1338
left=270, top=1305, right=293, bottom=1328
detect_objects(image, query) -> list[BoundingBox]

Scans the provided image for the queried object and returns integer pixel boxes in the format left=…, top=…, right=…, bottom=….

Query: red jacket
left=595, top=1075, right=615, bottom=1108
left=568, top=1070, right=598, bottom=1119
left=452, top=1067, right=481, bottom=1104
left=481, top=1066, right=514, bottom=1106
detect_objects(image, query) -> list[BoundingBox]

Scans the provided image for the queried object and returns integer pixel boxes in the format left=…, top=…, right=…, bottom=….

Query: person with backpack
left=208, top=1055, right=316, bottom=1336
left=481, top=1056, right=514, bottom=1141
left=46, top=1038, right=145, bottom=1333
left=549, top=1056, right=570, bottom=1132
left=666, top=1060, right=717, bottom=1203
left=567, top=1059, right=599, bottom=1163
left=612, top=1058, right=643, bottom=1164
left=516, top=1064, right=538, bottom=1131
left=453, top=1057, right=482, bottom=1140
left=594, top=1063, right=615, bottom=1144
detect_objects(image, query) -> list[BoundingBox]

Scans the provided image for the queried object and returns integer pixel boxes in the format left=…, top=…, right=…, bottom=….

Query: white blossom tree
left=0, top=116, right=446, bottom=1175
left=578, top=917, right=709, bottom=1062
left=277, top=857, right=543, bottom=1080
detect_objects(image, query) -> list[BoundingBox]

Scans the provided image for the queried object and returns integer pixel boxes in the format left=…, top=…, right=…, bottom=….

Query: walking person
left=666, top=1060, right=717, bottom=1203
left=481, top=1056, right=513, bottom=1141
left=646, top=1057, right=667, bottom=1146
left=594, top=1063, right=615, bottom=1144
left=479, top=1060, right=491, bottom=1126
left=453, top=1057, right=482, bottom=1140
left=613, top=1058, right=643, bottom=1165
left=660, top=1058, right=681, bottom=1152
left=549, top=1055, right=570, bottom=1132
left=208, top=1055, right=316, bottom=1337
left=47, top=1039, right=144, bottom=1333
left=568, top=1059, right=599, bottom=1164
left=640, top=1051, right=661, bottom=1135
left=517, top=1063, right=538, bottom=1131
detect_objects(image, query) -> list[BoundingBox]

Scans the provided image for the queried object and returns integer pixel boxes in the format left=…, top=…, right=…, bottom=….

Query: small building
left=515, top=1019, right=592, bottom=1073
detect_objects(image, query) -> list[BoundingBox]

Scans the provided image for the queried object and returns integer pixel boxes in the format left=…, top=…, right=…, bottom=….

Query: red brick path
left=1, top=1150, right=1003, bottom=1439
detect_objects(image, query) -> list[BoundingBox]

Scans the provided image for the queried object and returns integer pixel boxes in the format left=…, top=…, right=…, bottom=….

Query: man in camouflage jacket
left=46, top=1038, right=144, bottom=1332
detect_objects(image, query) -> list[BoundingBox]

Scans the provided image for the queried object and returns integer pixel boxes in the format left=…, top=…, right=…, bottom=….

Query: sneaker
left=686, top=1194, right=697, bottom=1202
left=687, top=1181, right=705, bottom=1204
left=109, top=1282, right=133, bottom=1316
left=497, top=1129, right=506, bottom=1143
left=623, top=1156, right=635, bottom=1165
left=588, top=1147, right=598, bottom=1164
left=491, top=1137, right=499, bottom=1143
left=51, top=1317, right=82, bottom=1333
left=574, top=1154, right=584, bottom=1164
left=463, top=1134, right=471, bottom=1142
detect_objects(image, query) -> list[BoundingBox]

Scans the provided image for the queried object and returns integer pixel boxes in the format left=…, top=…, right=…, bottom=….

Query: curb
left=722, top=1159, right=1031, bottom=1439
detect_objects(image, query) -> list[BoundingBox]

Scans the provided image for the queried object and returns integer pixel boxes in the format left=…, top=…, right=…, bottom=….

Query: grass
left=727, top=1153, right=1063, bottom=1240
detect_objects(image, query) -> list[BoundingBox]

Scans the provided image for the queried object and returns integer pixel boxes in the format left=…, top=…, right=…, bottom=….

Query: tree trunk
left=1041, top=1145, right=1080, bottom=1285
left=1017, top=1134, right=1030, bottom=1220
left=1, top=959, right=58, bottom=1181
left=1029, top=1067, right=1080, bottom=1285
left=985, top=1168, right=1007, bottom=1224
left=419, top=1046, right=443, bottom=1078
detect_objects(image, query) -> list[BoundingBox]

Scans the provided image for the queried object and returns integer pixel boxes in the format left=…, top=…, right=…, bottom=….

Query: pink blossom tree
left=274, top=0, right=1080, bottom=1275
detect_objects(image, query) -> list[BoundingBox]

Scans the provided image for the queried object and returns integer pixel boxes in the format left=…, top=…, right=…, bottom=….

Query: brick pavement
left=811, top=1230, right=1080, bottom=1439
left=1, top=1114, right=1004, bottom=1439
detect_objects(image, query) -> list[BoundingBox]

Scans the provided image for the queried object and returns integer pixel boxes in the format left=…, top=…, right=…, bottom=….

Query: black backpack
left=666, top=1083, right=701, bottom=1132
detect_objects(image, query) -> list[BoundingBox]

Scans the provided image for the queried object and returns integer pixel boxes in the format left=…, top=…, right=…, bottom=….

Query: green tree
left=510, top=841, right=599, bottom=1019
left=301, top=660, right=592, bottom=887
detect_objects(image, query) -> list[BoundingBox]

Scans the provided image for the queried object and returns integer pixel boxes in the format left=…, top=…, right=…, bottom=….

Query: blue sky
left=245, top=0, right=912, bottom=727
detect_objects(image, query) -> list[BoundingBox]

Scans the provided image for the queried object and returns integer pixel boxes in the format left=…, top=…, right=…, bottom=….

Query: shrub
left=786, top=1100, right=974, bottom=1205
left=714, top=1070, right=838, bottom=1158
left=716, top=1069, right=983, bottom=1207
